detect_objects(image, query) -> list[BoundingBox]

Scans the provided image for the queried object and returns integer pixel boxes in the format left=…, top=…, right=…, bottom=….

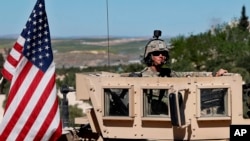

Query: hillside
left=0, top=37, right=150, bottom=68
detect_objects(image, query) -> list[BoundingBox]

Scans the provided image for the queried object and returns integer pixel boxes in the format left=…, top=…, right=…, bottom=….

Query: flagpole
left=106, top=0, right=110, bottom=67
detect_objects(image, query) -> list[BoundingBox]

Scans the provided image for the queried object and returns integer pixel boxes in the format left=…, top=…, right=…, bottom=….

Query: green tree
left=68, top=104, right=85, bottom=127
left=169, top=22, right=250, bottom=83
left=238, top=5, right=249, bottom=31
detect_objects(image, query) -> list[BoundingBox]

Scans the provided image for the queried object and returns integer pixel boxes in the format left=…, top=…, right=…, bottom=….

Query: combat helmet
left=143, top=30, right=169, bottom=66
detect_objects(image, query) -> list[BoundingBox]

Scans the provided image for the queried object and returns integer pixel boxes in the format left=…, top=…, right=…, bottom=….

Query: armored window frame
left=196, top=85, right=231, bottom=120
left=141, top=86, right=171, bottom=121
left=102, top=86, right=134, bottom=119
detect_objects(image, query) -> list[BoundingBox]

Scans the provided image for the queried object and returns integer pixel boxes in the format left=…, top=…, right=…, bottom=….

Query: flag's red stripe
left=7, top=43, right=23, bottom=65
left=13, top=42, right=23, bottom=53
left=0, top=63, right=44, bottom=140
left=1, top=68, right=13, bottom=82
left=1, top=43, right=23, bottom=81
left=49, top=120, right=62, bottom=141
left=5, top=43, right=23, bottom=69
left=16, top=73, right=55, bottom=140
left=4, top=61, right=32, bottom=112
left=34, top=96, right=60, bottom=141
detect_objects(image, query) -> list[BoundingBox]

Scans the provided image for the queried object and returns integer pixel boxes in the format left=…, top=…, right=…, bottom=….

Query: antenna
left=106, top=0, right=110, bottom=67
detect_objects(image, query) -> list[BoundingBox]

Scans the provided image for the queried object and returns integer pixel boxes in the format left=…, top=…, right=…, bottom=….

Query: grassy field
left=0, top=39, right=16, bottom=49
left=0, top=38, right=149, bottom=68
left=0, top=37, right=148, bottom=55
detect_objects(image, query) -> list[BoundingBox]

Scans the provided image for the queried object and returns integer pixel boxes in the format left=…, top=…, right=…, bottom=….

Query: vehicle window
left=200, top=88, right=228, bottom=117
left=143, top=89, right=169, bottom=117
left=103, top=88, right=129, bottom=116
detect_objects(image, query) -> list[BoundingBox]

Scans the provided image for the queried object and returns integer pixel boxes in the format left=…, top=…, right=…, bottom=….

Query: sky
left=0, top=0, right=250, bottom=38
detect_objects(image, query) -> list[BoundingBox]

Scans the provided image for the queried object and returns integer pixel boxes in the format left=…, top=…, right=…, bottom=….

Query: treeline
left=169, top=6, right=250, bottom=83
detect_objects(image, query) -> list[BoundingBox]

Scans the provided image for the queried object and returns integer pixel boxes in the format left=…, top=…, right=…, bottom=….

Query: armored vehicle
left=60, top=30, right=250, bottom=141
left=61, top=71, right=250, bottom=141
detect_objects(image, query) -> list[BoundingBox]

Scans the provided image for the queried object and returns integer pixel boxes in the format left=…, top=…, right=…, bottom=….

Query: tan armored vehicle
left=69, top=71, right=250, bottom=141
left=61, top=30, right=250, bottom=141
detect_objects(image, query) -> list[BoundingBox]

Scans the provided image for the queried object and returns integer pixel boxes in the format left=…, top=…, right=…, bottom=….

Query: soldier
left=140, top=30, right=228, bottom=77
left=140, top=30, right=228, bottom=117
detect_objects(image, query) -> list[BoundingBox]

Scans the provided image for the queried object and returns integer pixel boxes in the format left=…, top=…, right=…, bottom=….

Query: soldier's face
left=151, top=51, right=166, bottom=65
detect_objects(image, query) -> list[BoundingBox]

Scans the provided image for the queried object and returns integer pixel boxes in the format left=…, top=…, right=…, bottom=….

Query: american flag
left=0, top=0, right=62, bottom=140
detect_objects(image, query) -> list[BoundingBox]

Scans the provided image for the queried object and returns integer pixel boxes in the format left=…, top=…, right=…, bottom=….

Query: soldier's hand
left=215, top=69, right=228, bottom=77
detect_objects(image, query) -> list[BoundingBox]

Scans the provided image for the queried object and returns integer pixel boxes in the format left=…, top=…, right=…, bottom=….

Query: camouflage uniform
left=140, top=30, right=220, bottom=116
left=141, top=67, right=213, bottom=78
left=140, top=67, right=160, bottom=77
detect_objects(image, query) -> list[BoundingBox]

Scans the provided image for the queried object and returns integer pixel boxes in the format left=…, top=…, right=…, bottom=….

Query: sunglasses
left=151, top=51, right=167, bottom=56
